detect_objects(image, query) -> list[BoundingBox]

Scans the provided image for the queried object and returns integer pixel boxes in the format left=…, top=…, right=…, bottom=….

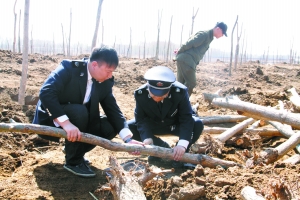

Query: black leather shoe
left=64, top=162, right=96, bottom=178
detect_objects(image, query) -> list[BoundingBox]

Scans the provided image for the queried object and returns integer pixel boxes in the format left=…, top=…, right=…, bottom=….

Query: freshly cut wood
left=216, top=118, right=255, bottom=143
left=288, top=87, right=300, bottom=109
left=260, top=131, right=300, bottom=164
left=200, top=115, right=248, bottom=124
left=203, top=127, right=281, bottom=136
left=283, top=154, right=300, bottom=164
left=107, top=157, right=146, bottom=200
left=241, top=186, right=265, bottom=200
left=0, top=123, right=240, bottom=169
left=211, top=98, right=300, bottom=129
left=268, top=121, right=300, bottom=153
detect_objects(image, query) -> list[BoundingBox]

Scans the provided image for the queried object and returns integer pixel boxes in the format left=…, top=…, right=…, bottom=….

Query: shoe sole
left=63, top=165, right=96, bottom=178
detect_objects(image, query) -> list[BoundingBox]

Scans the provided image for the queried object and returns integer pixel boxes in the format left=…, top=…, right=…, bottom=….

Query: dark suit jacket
left=32, top=59, right=127, bottom=138
left=134, top=81, right=194, bottom=141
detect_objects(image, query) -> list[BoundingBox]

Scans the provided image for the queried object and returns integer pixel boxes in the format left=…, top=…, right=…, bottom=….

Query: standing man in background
left=174, top=22, right=227, bottom=96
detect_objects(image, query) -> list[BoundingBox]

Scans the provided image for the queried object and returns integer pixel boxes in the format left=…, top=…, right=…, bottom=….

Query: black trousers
left=127, top=115, right=204, bottom=152
left=61, top=104, right=116, bottom=165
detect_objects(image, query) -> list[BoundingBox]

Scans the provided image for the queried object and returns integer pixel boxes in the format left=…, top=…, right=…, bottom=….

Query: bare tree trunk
left=143, top=32, right=146, bottom=59
left=13, top=0, right=17, bottom=53
left=126, top=27, right=132, bottom=58
left=180, top=24, right=184, bottom=47
left=239, top=30, right=245, bottom=65
left=30, top=26, right=33, bottom=54
left=155, top=10, right=162, bottom=60
left=229, top=15, right=238, bottom=76
left=18, top=0, right=30, bottom=105
left=91, top=0, right=103, bottom=49
left=67, top=9, right=72, bottom=57
left=52, top=33, right=55, bottom=55
left=61, top=23, right=65, bottom=55
left=113, top=35, right=116, bottom=48
left=166, top=15, right=172, bottom=62
left=190, top=7, right=198, bottom=36
left=265, top=46, right=269, bottom=64
left=18, top=9, right=21, bottom=53
left=234, top=22, right=242, bottom=70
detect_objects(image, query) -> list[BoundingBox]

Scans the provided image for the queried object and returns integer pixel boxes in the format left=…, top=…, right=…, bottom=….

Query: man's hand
left=173, top=145, right=186, bottom=161
left=143, top=138, right=153, bottom=145
left=59, top=120, right=82, bottom=142
left=127, top=139, right=145, bottom=155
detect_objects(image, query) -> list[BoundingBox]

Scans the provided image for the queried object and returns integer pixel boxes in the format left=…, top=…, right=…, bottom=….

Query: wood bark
left=241, top=186, right=265, bottom=200
left=211, top=97, right=300, bottom=129
left=288, top=87, right=300, bottom=109
left=107, top=157, right=146, bottom=200
left=18, top=9, right=21, bottom=53
left=260, top=131, right=300, bottom=164
left=0, top=123, right=240, bottom=169
left=229, top=15, right=238, bottom=76
left=283, top=154, right=300, bottom=164
left=190, top=7, right=198, bottom=36
left=92, top=0, right=103, bottom=49
left=216, top=118, right=255, bottom=143
left=13, top=0, right=17, bottom=53
left=67, top=9, right=72, bottom=57
left=202, top=127, right=281, bottom=136
left=166, top=15, right=172, bottom=62
left=61, top=23, right=65, bottom=55
left=18, top=0, right=30, bottom=105
left=155, top=10, right=162, bottom=60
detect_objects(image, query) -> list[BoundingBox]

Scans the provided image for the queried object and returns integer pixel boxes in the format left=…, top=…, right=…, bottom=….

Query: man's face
left=215, top=27, right=224, bottom=39
left=148, top=89, right=169, bottom=102
left=91, top=61, right=116, bottom=82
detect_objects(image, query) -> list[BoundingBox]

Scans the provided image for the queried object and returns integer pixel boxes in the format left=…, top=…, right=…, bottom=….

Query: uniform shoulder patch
left=72, top=60, right=86, bottom=68
left=176, top=88, right=180, bottom=92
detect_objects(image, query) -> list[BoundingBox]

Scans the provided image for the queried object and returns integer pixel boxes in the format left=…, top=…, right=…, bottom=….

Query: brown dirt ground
left=0, top=49, right=300, bottom=199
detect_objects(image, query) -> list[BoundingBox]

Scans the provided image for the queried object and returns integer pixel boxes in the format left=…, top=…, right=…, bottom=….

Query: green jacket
left=176, top=29, right=214, bottom=68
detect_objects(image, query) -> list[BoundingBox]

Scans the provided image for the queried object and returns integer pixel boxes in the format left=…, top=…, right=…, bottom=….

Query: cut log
left=202, top=127, right=281, bottom=136
left=283, top=154, right=300, bottom=164
left=211, top=97, right=300, bottom=129
left=241, top=186, right=265, bottom=200
left=268, top=121, right=300, bottom=154
left=0, top=122, right=241, bottom=169
left=107, top=157, right=146, bottom=200
left=200, top=115, right=248, bottom=124
left=216, top=118, right=255, bottom=143
left=288, top=87, right=300, bottom=109
left=260, top=131, right=300, bottom=164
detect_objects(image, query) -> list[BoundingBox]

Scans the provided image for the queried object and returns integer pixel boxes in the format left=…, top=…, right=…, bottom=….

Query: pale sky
left=1, top=0, right=299, bottom=58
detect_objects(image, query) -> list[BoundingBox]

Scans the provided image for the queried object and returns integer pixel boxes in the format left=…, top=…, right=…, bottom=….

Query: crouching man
left=127, top=66, right=204, bottom=168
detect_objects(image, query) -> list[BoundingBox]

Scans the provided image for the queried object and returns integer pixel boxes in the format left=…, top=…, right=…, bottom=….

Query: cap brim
left=149, top=87, right=170, bottom=97
left=224, top=33, right=227, bottom=37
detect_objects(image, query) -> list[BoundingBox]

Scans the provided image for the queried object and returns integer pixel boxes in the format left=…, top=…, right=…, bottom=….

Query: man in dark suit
left=33, top=46, right=142, bottom=177
left=127, top=66, right=204, bottom=168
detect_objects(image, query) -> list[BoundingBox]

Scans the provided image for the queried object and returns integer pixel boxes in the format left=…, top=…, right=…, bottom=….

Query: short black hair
left=90, top=46, right=119, bottom=67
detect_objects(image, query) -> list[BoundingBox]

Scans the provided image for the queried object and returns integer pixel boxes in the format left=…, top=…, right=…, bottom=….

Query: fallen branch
left=0, top=123, right=241, bottom=169
left=200, top=115, right=249, bottom=124
left=288, top=87, right=300, bottom=109
left=283, top=154, right=300, bottom=165
left=202, top=127, right=281, bottom=136
left=211, top=98, right=300, bottom=129
left=260, top=131, right=300, bottom=164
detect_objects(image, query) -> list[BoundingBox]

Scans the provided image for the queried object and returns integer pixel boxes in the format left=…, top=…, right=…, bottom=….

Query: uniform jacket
left=134, top=81, right=194, bottom=141
left=176, top=29, right=214, bottom=67
left=32, top=59, right=127, bottom=136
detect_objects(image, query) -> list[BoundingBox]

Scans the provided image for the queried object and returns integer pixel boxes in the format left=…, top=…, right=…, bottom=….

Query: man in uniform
left=33, top=46, right=142, bottom=178
left=127, top=66, right=204, bottom=168
left=174, top=22, right=227, bottom=96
